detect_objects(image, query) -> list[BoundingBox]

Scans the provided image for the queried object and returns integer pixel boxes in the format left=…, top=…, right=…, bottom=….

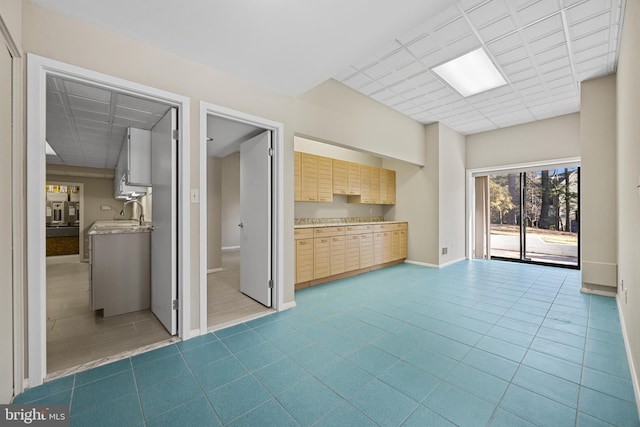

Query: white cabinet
left=114, top=128, right=151, bottom=199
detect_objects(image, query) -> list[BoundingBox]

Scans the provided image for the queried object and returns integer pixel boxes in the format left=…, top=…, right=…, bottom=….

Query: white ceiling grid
left=46, top=76, right=171, bottom=168
left=334, top=0, right=624, bottom=135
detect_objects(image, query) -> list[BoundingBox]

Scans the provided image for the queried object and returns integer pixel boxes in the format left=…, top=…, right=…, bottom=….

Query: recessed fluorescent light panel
left=432, top=48, right=507, bottom=97
left=45, top=140, right=58, bottom=156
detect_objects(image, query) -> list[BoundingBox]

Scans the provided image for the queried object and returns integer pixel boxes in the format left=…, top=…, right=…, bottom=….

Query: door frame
left=199, top=101, right=286, bottom=334
left=26, top=54, right=191, bottom=386
left=466, top=156, right=581, bottom=261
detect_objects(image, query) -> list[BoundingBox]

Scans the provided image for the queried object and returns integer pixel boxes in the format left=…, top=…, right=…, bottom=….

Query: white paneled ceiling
left=36, top=0, right=625, bottom=138
left=335, top=0, right=625, bottom=134
left=46, top=76, right=171, bottom=168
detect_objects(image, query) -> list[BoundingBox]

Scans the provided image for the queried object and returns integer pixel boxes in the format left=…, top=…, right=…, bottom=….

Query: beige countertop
left=294, top=220, right=407, bottom=229
left=89, top=220, right=152, bottom=235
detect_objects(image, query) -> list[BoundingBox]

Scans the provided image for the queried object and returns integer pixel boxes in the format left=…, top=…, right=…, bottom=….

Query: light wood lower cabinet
left=295, top=222, right=407, bottom=288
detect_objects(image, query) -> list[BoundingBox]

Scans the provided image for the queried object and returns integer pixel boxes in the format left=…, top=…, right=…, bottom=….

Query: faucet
left=120, top=199, right=145, bottom=225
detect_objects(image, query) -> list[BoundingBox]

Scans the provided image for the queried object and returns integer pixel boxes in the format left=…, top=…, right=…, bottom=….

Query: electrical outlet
left=100, top=205, right=112, bottom=211
left=442, top=247, right=448, bottom=255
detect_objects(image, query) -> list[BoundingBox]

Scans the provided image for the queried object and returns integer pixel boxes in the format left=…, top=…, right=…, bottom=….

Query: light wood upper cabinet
left=371, top=167, right=380, bottom=204
left=294, top=151, right=302, bottom=201
left=347, top=162, right=361, bottom=195
left=301, top=153, right=318, bottom=202
left=332, top=159, right=348, bottom=195
left=294, top=151, right=396, bottom=205
left=380, top=168, right=396, bottom=205
left=317, top=156, right=333, bottom=202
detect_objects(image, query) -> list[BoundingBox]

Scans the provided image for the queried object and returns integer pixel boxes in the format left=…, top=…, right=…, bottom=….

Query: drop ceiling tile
left=477, top=15, right=519, bottom=42
left=362, top=61, right=392, bottom=79
left=458, top=0, right=492, bottom=12
left=522, top=91, right=548, bottom=103
left=353, top=40, right=402, bottom=70
left=360, top=80, right=385, bottom=95
left=394, top=61, right=427, bottom=80
left=47, top=91, right=64, bottom=106
left=543, top=66, right=573, bottom=81
left=434, top=16, right=473, bottom=46
left=466, top=0, right=510, bottom=28
left=70, top=108, right=109, bottom=122
left=343, top=72, right=373, bottom=89
left=67, top=95, right=110, bottom=113
left=487, top=32, right=523, bottom=55
left=545, top=75, right=575, bottom=89
left=408, top=71, right=438, bottom=86
left=419, top=48, right=451, bottom=68
left=370, top=89, right=396, bottom=103
left=537, top=56, right=571, bottom=73
left=522, top=13, right=563, bottom=41
left=513, top=77, right=541, bottom=91
left=401, top=86, right=428, bottom=100
left=566, top=0, right=613, bottom=24
left=113, top=115, right=149, bottom=129
left=576, top=55, right=609, bottom=72
left=569, top=12, right=611, bottom=38
left=75, top=118, right=110, bottom=131
left=334, top=67, right=357, bottom=82
left=445, top=34, right=482, bottom=58
left=406, top=35, right=439, bottom=58
left=501, top=58, right=535, bottom=75
left=534, top=44, right=569, bottom=64
left=63, top=80, right=111, bottom=102
left=114, top=105, right=157, bottom=124
left=381, top=49, right=415, bottom=71
left=116, top=94, right=170, bottom=115
left=571, top=27, right=610, bottom=51
left=516, top=0, right=560, bottom=27
left=377, top=71, right=406, bottom=87
left=528, top=30, right=566, bottom=54
left=495, top=46, right=529, bottom=64
left=573, top=43, right=609, bottom=63
left=46, top=103, right=66, bottom=115
left=389, top=80, right=416, bottom=95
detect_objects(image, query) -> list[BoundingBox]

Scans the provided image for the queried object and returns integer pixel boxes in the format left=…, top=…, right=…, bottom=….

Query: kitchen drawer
left=313, top=226, right=345, bottom=238
left=346, top=224, right=373, bottom=235
left=294, top=228, right=314, bottom=239
left=373, top=223, right=395, bottom=232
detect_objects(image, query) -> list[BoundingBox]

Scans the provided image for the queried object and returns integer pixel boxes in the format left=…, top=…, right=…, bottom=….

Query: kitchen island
left=88, top=220, right=151, bottom=317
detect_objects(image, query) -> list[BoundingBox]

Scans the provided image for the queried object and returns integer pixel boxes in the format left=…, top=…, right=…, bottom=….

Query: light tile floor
left=15, top=260, right=639, bottom=426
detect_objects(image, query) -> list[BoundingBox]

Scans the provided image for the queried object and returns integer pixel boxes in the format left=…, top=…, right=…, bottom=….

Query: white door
left=0, top=45, right=13, bottom=403
left=151, top=108, right=177, bottom=334
left=239, top=131, right=272, bottom=307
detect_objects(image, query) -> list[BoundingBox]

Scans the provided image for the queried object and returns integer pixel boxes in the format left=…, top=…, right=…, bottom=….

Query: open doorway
left=27, top=55, right=191, bottom=386
left=199, top=102, right=286, bottom=333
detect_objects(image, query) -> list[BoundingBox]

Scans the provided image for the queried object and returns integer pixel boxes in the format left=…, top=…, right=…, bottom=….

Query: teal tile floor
left=14, top=261, right=640, bottom=426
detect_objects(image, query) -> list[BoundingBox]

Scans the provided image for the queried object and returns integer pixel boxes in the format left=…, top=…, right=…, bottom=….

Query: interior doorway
left=27, top=54, right=192, bottom=386
left=199, top=102, right=285, bottom=333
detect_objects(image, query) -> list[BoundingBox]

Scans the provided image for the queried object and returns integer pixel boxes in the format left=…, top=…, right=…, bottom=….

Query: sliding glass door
left=488, top=167, right=579, bottom=268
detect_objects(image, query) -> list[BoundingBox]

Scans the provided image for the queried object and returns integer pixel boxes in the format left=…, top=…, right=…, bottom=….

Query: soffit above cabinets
left=46, top=75, right=172, bottom=169
left=334, top=0, right=625, bottom=134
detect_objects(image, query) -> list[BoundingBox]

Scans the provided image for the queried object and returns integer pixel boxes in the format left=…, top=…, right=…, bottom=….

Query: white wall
left=294, top=136, right=383, bottom=166
left=438, top=123, right=466, bottom=265
left=466, top=113, right=581, bottom=170
left=221, top=152, right=240, bottom=248
left=580, top=75, right=617, bottom=292
left=616, top=0, right=640, bottom=407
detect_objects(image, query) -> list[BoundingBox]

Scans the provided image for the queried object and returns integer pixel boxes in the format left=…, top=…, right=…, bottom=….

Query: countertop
left=89, top=220, right=152, bottom=235
left=294, top=220, right=407, bottom=229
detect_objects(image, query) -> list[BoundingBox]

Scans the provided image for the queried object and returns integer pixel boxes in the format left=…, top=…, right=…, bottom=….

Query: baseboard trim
left=207, top=268, right=223, bottom=274
left=405, top=258, right=466, bottom=269
left=581, top=283, right=617, bottom=297
left=279, top=301, right=296, bottom=312
left=616, top=295, right=640, bottom=421
left=222, top=246, right=240, bottom=251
